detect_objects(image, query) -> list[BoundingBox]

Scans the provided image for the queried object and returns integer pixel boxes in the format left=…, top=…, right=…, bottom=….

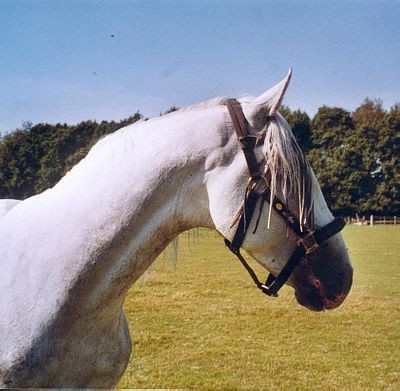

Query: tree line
left=0, top=99, right=399, bottom=216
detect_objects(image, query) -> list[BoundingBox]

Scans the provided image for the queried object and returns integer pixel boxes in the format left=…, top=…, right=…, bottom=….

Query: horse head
left=207, top=70, right=353, bottom=311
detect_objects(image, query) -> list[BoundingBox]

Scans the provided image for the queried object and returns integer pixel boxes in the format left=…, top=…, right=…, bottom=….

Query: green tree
left=308, top=106, right=357, bottom=215
left=0, top=112, right=142, bottom=199
left=351, top=99, right=385, bottom=213
left=280, top=106, right=312, bottom=153
left=375, top=104, right=400, bottom=214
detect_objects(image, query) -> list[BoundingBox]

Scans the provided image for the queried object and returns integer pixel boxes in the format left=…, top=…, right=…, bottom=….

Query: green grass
left=118, top=226, right=400, bottom=390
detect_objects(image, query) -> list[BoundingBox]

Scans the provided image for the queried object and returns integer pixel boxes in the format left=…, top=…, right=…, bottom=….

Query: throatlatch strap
left=224, top=238, right=264, bottom=291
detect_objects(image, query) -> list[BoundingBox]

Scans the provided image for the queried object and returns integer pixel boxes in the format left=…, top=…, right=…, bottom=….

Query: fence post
left=394, top=216, right=397, bottom=225
left=370, top=215, right=374, bottom=226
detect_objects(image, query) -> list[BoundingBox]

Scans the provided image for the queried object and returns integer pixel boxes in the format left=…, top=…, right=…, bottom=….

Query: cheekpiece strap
left=224, top=99, right=261, bottom=180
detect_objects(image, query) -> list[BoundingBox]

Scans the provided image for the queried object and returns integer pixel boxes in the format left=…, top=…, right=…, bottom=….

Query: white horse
left=0, top=199, right=20, bottom=219
left=0, top=71, right=352, bottom=388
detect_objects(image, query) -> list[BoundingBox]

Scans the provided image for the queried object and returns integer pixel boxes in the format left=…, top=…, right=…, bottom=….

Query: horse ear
left=251, top=69, right=292, bottom=116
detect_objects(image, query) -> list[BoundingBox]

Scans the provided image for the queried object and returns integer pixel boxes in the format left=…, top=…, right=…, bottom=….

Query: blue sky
left=1, top=0, right=399, bottom=132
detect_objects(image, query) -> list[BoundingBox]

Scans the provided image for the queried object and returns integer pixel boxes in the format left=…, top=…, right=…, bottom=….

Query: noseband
left=223, top=99, right=345, bottom=297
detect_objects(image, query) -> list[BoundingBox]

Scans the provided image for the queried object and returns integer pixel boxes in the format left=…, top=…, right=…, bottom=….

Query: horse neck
left=1, top=106, right=242, bottom=363
left=45, top=107, right=234, bottom=313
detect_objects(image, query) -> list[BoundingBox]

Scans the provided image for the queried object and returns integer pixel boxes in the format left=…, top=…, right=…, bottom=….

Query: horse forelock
left=253, top=108, right=314, bottom=230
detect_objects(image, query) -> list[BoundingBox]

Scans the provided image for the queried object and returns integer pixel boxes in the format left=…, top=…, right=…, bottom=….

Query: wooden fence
left=346, top=215, right=398, bottom=226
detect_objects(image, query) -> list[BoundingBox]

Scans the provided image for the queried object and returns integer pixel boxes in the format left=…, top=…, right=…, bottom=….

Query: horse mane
left=176, top=97, right=226, bottom=113
left=252, top=107, right=314, bottom=230
left=142, top=96, right=228, bottom=125
left=171, top=96, right=254, bottom=115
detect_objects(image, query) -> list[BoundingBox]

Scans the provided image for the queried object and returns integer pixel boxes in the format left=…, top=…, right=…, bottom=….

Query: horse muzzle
left=291, top=239, right=353, bottom=311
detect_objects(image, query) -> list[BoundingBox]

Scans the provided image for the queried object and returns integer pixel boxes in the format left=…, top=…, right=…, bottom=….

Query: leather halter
left=223, top=98, right=346, bottom=297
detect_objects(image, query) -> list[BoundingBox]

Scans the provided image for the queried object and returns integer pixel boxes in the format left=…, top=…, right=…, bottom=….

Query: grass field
left=118, top=226, right=400, bottom=390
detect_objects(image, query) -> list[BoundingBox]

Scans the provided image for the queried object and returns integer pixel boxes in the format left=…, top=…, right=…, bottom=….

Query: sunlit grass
left=118, top=226, right=400, bottom=389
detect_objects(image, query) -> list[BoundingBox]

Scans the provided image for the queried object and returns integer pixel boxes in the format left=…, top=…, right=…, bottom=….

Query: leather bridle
left=223, top=98, right=346, bottom=297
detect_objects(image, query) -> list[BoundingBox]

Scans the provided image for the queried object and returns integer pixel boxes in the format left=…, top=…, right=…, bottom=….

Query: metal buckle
left=247, top=175, right=268, bottom=194
left=297, top=230, right=319, bottom=255
left=247, top=177, right=258, bottom=191
left=260, top=284, right=279, bottom=297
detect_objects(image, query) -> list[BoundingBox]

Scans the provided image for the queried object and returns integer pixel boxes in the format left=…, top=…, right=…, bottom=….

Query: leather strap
left=226, top=212, right=345, bottom=297
left=223, top=98, right=346, bottom=298
left=261, top=217, right=346, bottom=296
left=225, top=99, right=261, bottom=180
left=228, top=189, right=260, bottom=251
